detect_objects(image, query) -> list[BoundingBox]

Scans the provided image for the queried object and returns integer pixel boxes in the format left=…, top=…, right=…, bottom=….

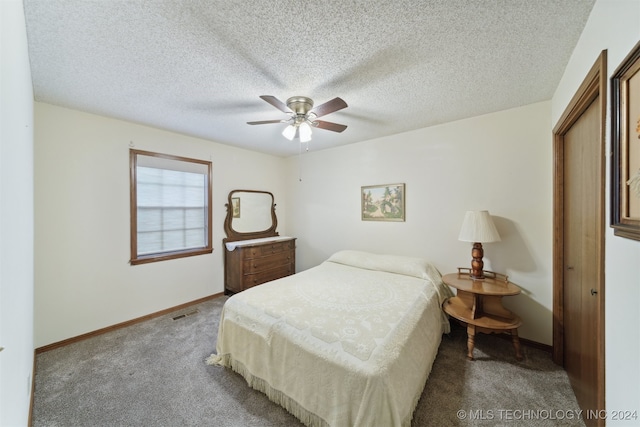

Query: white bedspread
left=207, top=250, right=452, bottom=427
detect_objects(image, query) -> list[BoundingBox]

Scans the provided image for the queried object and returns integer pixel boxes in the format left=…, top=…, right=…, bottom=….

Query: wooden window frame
left=129, top=149, right=213, bottom=265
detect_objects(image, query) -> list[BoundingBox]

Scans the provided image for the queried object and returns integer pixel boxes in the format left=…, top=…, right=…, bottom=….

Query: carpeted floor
left=32, top=296, right=585, bottom=426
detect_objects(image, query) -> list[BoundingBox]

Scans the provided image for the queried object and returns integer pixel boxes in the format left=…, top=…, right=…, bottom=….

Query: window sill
left=130, top=247, right=213, bottom=265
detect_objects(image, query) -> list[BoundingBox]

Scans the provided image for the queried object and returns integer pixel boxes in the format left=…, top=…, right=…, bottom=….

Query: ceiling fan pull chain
left=298, top=140, right=303, bottom=182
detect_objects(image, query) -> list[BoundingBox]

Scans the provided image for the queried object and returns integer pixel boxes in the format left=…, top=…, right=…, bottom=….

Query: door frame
left=552, top=51, right=606, bottom=409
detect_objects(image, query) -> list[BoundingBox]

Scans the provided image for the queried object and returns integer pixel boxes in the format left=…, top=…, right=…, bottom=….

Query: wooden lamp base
left=470, top=242, right=485, bottom=279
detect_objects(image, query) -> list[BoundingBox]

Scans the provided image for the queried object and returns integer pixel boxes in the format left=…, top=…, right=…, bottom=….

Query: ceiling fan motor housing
left=286, top=96, right=314, bottom=115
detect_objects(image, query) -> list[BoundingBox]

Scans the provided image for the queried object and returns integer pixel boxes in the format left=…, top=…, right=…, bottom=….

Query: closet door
left=562, top=96, right=603, bottom=424
left=553, top=51, right=606, bottom=427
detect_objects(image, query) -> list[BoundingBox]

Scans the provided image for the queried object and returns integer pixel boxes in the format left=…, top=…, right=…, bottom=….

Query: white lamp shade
left=282, top=124, right=296, bottom=141
left=458, top=210, right=501, bottom=243
left=299, top=121, right=312, bottom=142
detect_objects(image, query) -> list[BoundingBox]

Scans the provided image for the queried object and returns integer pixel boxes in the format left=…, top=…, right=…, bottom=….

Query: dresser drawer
left=243, top=250, right=293, bottom=271
left=246, top=240, right=293, bottom=257
left=243, top=264, right=294, bottom=288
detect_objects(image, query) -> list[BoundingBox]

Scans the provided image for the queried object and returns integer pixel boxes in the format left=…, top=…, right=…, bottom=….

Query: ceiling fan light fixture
left=248, top=95, right=348, bottom=145
left=282, top=124, right=296, bottom=141
left=299, top=121, right=312, bottom=143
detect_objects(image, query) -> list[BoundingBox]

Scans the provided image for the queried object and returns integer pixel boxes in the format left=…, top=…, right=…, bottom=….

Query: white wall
left=286, top=101, right=553, bottom=345
left=34, top=103, right=288, bottom=347
left=0, top=1, right=35, bottom=425
left=552, top=0, right=640, bottom=421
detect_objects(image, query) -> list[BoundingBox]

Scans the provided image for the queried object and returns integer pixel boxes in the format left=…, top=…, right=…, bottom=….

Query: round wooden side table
left=442, top=269, right=523, bottom=360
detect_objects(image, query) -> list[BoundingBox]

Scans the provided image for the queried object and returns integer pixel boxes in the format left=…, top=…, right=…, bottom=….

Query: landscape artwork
left=361, top=183, right=405, bottom=221
left=232, top=197, right=240, bottom=218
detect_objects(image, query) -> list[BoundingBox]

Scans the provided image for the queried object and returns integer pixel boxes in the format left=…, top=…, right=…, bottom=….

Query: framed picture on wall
left=611, top=40, right=640, bottom=241
left=361, top=183, right=405, bottom=221
left=232, top=197, right=241, bottom=218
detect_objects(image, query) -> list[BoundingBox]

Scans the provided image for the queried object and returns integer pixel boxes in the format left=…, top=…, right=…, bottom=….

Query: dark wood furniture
left=222, top=190, right=296, bottom=295
left=224, top=237, right=296, bottom=294
left=442, top=268, right=523, bottom=360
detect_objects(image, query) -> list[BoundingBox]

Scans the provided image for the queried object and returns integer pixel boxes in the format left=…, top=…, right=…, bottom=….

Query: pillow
left=326, top=249, right=441, bottom=282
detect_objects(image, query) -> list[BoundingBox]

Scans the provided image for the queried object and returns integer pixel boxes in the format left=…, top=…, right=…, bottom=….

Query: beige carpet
left=32, top=296, right=585, bottom=426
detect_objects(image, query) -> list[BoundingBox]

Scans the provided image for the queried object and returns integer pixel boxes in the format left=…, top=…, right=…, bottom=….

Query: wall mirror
left=223, top=189, right=278, bottom=242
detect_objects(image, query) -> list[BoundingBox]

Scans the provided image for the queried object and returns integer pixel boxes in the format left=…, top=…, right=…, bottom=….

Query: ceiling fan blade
left=313, top=120, right=347, bottom=133
left=311, top=97, right=348, bottom=118
left=247, top=119, right=287, bottom=125
left=259, top=95, right=292, bottom=113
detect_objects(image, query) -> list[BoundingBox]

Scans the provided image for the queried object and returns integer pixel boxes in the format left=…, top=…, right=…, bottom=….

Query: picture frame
left=611, top=40, right=640, bottom=241
left=232, top=197, right=241, bottom=218
left=361, top=183, right=405, bottom=221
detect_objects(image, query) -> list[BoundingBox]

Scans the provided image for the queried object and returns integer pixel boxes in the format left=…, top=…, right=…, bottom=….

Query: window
left=130, top=149, right=212, bottom=265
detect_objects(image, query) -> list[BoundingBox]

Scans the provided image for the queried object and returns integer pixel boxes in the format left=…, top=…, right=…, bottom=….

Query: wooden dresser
left=224, top=237, right=296, bottom=294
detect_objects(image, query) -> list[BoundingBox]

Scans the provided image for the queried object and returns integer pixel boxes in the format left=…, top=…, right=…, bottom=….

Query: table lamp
left=458, top=210, right=501, bottom=279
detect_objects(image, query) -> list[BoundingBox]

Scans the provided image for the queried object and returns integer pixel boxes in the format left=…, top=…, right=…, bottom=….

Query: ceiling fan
left=247, top=95, right=348, bottom=143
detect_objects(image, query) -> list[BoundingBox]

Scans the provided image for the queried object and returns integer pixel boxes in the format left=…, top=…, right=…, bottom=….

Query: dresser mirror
left=223, top=189, right=278, bottom=242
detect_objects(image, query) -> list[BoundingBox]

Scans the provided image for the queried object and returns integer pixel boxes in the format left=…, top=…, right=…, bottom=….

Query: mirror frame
left=223, top=189, right=279, bottom=242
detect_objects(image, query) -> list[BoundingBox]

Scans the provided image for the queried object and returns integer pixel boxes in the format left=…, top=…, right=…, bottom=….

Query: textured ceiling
left=23, top=0, right=595, bottom=157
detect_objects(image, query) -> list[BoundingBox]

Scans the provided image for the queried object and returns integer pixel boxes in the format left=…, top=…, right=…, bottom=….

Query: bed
left=206, top=250, right=453, bottom=427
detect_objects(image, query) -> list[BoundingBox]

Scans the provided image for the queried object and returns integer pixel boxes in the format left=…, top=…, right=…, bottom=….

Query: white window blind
left=131, top=151, right=212, bottom=263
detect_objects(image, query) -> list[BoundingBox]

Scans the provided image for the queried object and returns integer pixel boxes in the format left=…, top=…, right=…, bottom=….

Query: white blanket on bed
left=207, top=250, right=452, bottom=427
